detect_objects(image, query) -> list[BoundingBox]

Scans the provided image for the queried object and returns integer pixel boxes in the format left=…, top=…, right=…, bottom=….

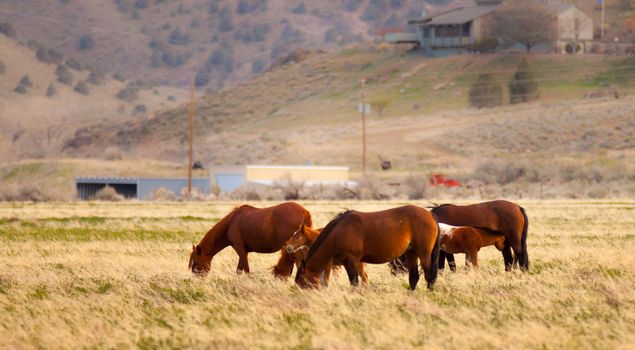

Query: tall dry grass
left=0, top=201, right=634, bottom=349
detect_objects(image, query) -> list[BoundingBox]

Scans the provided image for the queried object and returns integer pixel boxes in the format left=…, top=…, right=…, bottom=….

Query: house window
left=423, top=27, right=430, bottom=38
left=463, top=22, right=471, bottom=36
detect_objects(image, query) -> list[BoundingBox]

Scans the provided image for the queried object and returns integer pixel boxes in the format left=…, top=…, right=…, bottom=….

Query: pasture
left=0, top=200, right=633, bottom=349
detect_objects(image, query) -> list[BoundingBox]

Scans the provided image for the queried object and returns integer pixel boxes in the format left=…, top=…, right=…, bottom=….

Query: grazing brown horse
left=188, top=202, right=311, bottom=277
left=274, top=224, right=368, bottom=285
left=438, top=223, right=505, bottom=268
left=433, top=200, right=529, bottom=271
left=295, top=205, right=440, bottom=290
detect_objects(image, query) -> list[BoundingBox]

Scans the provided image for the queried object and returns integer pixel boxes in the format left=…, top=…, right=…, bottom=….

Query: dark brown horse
left=274, top=224, right=369, bottom=285
left=433, top=200, right=529, bottom=271
left=390, top=200, right=528, bottom=274
left=438, top=223, right=506, bottom=269
left=188, top=202, right=311, bottom=277
left=295, top=205, right=440, bottom=290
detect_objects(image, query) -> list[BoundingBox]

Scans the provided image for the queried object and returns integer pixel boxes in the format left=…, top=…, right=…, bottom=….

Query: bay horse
left=438, top=223, right=505, bottom=269
left=274, top=224, right=368, bottom=285
left=295, top=205, right=440, bottom=290
left=433, top=200, right=529, bottom=271
left=188, top=202, right=311, bottom=277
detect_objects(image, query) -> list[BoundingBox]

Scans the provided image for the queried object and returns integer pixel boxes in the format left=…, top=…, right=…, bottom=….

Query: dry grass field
left=0, top=200, right=634, bottom=349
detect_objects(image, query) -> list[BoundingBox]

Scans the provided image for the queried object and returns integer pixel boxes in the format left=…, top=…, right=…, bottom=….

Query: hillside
left=62, top=47, right=635, bottom=166
left=0, top=34, right=189, bottom=162
left=0, top=0, right=465, bottom=91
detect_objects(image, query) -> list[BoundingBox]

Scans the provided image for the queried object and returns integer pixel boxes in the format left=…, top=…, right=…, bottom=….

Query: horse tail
left=271, top=250, right=295, bottom=280
left=519, top=206, right=529, bottom=270
left=425, top=219, right=441, bottom=290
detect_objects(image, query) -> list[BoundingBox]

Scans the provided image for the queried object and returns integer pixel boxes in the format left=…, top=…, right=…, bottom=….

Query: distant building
left=75, top=177, right=210, bottom=200
left=209, top=165, right=352, bottom=193
left=395, top=0, right=593, bottom=56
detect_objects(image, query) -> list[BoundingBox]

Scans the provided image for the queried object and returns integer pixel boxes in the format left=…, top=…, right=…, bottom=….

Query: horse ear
left=192, top=244, right=196, bottom=252
left=196, top=245, right=202, bottom=255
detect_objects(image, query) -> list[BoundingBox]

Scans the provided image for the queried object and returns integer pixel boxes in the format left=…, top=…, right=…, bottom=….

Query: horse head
left=284, top=223, right=313, bottom=255
left=188, top=244, right=212, bottom=277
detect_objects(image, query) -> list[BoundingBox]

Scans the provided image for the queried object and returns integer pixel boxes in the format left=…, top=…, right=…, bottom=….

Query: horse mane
left=427, top=203, right=451, bottom=212
left=304, top=210, right=354, bottom=261
left=198, top=205, right=245, bottom=253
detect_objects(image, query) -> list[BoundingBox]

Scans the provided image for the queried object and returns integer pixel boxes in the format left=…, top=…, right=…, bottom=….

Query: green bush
left=74, top=81, right=90, bottom=95
left=46, top=83, right=57, bottom=97
left=469, top=73, right=502, bottom=108
left=65, top=58, right=83, bottom=71
left=78, top=34, right=94, bottom=50
left=0, top=60, right=5, bottom=74
left=0, top=22, right=16, bottom=38
left=56, top=64, right=73, bottom=85
left=508, top=58, right=539, bottom=103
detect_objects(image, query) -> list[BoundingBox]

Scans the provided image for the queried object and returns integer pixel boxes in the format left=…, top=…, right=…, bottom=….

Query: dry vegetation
left=1, top=200, right=634, bottom=349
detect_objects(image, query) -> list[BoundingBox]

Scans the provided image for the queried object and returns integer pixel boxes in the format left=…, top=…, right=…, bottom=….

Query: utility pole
left=601, top=0, right=605, bottom=40
left=360, top=79, right=367, bottom=175
left=188, top=76, right=195, bottom=195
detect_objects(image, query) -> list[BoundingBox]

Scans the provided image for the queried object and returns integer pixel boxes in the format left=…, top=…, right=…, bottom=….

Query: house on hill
left=401, top=0, right=593, bottom=56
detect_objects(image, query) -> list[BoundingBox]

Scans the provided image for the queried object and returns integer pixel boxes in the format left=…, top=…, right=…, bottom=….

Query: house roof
left=409, top=2, right=579, bottom=26
left=408, top=5, right=498, bottom=25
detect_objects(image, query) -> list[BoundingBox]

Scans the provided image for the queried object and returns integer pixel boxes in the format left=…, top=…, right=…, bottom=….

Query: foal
left=438, top=223, right=505, bottom=269
left=277, top=224, right=368, bottom=286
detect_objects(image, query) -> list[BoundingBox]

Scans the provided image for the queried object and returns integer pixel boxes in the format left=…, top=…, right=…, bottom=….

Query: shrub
left=88, top=69, right=105, bottom=85
left=46, top=83, right=57, bottom=97
left=78, top=34, right=95, bottom=50
left=74, top=81, right=90, bottom=95
left=37, top=48, right=63, bottom=64
left=65, top=58, right=83, bottom=71
left=194, top=70, right=210, bottom=87
left=0, top=60, right=5, bottom=74
left=112, top=73, right=126, bottom=81
left=219, top=6, right=234, bottom=32
left=134, top=0, right=148, bottom=9
left=0, top=22, right=16, bottom=38
left=14, top=85, right=27, bottom=94
left=116, top=84, right=139, bottom=101
left=169, top=28, right=190, bottom=45
left=103, top=147, right=122, bottom=160
left=467, top=37, right=499, bottom=53
left=469, top=73, right=502, bottom=108
left=508, top=58, right=538, bottom=103
left=251, top=58, right=266, bottom=73
left=291, top=2, right=306, bottom=14
left=152, top=187, right=176, bottom=201
left=403, top=174, right=428, bottom=199
left=273, top=175, right=305, bottom=200
left=94, top=186, right=124, bottom=201
left=253, top=23, right=271, bottom=41
left=56, top=64, right=73, bottom=85
left=19, top=75, right=33, bottom=88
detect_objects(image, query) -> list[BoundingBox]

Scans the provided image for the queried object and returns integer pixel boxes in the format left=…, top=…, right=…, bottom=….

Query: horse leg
left=405, top=251, right=420, bottom=290
left=322, top=259, right=333, bottom=287
left=502, top=240, right=513, bottom=272
left=360, top=263, right=369, bottom=285
left=446, top=253, right=456, bottom=272
left=343, top=256, right=361, bottom=287
left=469, top=249, right=479, bottom=269
left=438, top=251, right=446, bottom=274
left=232, top=243, right=250, bottom=274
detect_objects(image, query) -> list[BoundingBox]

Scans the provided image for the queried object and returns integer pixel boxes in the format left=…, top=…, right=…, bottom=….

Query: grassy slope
left=0, top=200, right=633, bottom=349
left=63, top=48, right=635, bottom=167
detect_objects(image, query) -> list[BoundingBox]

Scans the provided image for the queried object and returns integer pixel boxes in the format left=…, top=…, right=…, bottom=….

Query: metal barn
left=209, top=165, right=351, bottom=193
left=75, top=177, right=210, bottom=200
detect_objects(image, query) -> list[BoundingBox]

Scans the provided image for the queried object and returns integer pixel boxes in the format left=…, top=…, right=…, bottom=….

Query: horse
left=188, top=202, right=311, bottom=277
left=295, top=205, right=440, bottom=291
left=438, top=223, right=506, bottom=269
left=274, top=224, right=368, bottom=285
left=433, top=200, right=529, bottom=271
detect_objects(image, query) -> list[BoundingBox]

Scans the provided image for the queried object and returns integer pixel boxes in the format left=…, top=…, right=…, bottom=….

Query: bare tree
left=492, top=0, right=556, bottom=53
